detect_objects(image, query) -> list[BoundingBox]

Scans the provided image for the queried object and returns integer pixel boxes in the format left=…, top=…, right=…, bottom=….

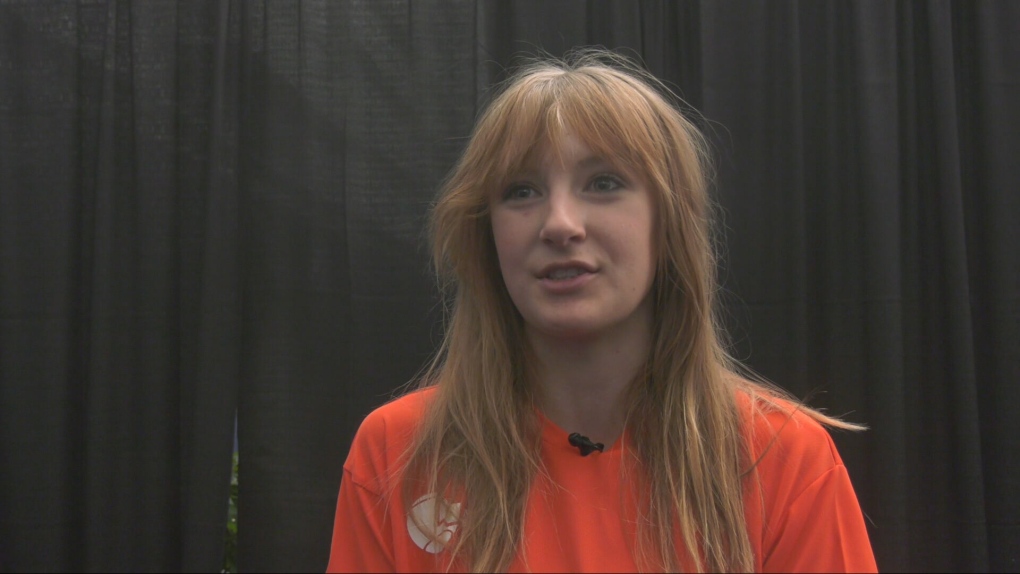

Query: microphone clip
left=568, top=432, right=605, bottom=456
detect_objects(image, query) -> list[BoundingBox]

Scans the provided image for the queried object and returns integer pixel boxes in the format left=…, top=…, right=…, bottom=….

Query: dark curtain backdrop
left=1, top=1, right=1016, bottom=572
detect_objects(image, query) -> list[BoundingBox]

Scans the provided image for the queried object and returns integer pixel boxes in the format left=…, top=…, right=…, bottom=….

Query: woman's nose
left=538, top=190, right=586, bottom=246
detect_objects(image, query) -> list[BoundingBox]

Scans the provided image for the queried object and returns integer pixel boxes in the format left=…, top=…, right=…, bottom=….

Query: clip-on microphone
left=568, top=432, right=605, bottom=456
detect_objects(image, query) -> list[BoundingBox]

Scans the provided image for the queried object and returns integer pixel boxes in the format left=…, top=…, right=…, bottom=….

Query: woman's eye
left=503, top=184, right=538, bottom=201
left=589, top=174, right=624, bottom=193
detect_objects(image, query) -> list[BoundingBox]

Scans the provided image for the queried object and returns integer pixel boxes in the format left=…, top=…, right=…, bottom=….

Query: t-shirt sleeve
left=325, top=393, right=429, bottom=572
left=326, top=400, right=406, bottom=573
left=326, top=469, right=395, bottom=573
left=739, top=394, right=877, bottom=573
left=761, top=462, right=877, bottom=572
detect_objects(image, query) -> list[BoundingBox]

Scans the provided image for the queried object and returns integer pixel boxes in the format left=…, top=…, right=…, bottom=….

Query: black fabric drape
left=0, top=1, right=1016, bottom=572
left=1, top=2, right=242, bottom=571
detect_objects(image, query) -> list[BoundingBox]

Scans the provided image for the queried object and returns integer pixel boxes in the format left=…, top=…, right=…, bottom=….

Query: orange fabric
left=327, top=390, right=877, bottom=573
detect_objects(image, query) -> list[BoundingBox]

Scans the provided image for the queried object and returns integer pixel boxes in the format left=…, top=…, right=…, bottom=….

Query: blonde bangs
left=479, top=67, right=675, bottom=200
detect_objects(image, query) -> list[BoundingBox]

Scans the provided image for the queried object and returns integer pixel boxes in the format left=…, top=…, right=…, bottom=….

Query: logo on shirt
left=407, top=493, right=462, bottom=554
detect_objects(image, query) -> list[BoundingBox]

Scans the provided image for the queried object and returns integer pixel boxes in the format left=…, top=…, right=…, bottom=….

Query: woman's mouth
left=546, top=267, right=588, bottom=280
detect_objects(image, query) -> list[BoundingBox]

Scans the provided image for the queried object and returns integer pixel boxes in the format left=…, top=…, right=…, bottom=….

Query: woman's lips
left=539, top=268, right=596, bottom=293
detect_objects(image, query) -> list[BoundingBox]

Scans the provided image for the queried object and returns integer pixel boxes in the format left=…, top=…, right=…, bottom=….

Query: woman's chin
left=525, top=318, right=608, bottom=342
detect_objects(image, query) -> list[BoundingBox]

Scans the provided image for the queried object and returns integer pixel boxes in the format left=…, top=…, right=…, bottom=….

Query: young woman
left=327, top=51, right=877, bottom=573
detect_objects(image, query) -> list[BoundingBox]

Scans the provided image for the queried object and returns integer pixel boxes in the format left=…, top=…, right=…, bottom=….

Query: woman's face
left=489, top=134, right=657, bottom=341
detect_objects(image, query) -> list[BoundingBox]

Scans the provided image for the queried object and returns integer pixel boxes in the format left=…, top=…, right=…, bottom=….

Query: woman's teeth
left=548, top=268, right=585, bottom=280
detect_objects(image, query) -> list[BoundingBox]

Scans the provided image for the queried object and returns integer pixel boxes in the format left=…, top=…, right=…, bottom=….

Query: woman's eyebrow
left=576, top=155, right=613, bottom=170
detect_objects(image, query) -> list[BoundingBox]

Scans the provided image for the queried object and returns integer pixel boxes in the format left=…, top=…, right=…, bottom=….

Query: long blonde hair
left=404, top=50, right=860, bottom=572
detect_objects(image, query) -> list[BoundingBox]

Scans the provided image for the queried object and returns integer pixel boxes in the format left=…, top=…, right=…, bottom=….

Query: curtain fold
left=0, top=1, right=1015, bottom=571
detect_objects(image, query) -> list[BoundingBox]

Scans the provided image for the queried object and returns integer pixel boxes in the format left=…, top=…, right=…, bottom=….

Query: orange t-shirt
left=327, top=389, right=877, bottom=572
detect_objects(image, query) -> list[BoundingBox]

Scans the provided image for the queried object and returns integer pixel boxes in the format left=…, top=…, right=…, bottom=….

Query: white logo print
left=406, top=493, right=462, bottom=554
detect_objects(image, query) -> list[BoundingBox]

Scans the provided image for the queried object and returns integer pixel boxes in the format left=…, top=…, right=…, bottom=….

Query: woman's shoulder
left=357, top=387, right=437, bottom=435
left=343, top=387, right=437, bottom=491
left=734, top=384, right=876, bottom=572
left=736, top=385, right=844, bottom=480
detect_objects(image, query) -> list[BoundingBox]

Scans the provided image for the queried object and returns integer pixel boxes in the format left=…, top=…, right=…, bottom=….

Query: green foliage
left=223, top=452, right=239, bottom=573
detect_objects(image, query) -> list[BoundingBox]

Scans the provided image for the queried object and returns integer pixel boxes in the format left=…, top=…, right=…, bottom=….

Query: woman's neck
left=527, top=319, right=652, bottom=446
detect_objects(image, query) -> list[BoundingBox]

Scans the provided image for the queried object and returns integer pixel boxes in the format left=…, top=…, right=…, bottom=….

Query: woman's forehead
left=508, top=130, right=636, bottom=178
left=488, top=84, right=658, bottom=184
left=518, top=134, right=616, bottom=171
